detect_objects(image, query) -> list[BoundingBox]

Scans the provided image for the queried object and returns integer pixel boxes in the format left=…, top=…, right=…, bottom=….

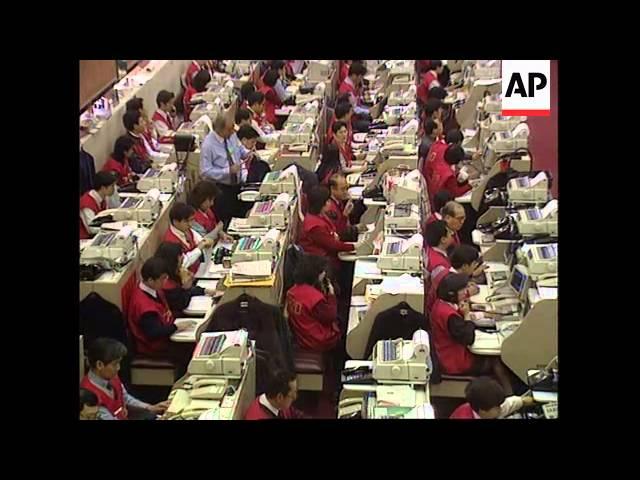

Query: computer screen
left=510, top=267, right=526, bottom=295
left=538, top=244, right=557, bottom=259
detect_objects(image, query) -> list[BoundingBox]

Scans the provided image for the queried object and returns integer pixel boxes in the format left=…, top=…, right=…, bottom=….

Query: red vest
left=183, top=85, right=198, bottom=121
left=287, top=284, right=340, bottom=352
left=152, top=110, right=175, bottom=144
left=250, top=108, right=264, bottom=127
left=298, top=214, right=350, bottom=271
left=339, top=78, right=358, bottom=99
left=80, top=374, right=128, bottom=419
left=339, top=62, right=350, bottom=85
left=193, top=208, right=217, bottom=233
left=425, top=246, right=451, bottom=275
left=417, top=71, right=439, bottom=104
left=244, top=397, right=299, bottom=420
left=258, top=86, right=281, bottom=125
left=325, top=197, right=349, bottom=235
left=79, top=191, right=106, bottom=239
left=127, top=285, right=175, bottom=357
left=102, top=157, right=131, bottom=186
left=449, top=403, right=477, bottom=419
left=129, top=133, right=150, bottom=164
left=426, top=266, right=451, bottom=314
left=431, top=299, right=474, bottom=374
left=425, top=212, right=442, bottom=225
left=423, top=139, right=447, bottom=181
left=163, top=227, right=201, bottom=274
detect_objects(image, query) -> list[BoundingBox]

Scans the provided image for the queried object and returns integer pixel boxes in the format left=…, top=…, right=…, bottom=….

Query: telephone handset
left=338, top=398, right=364, bottom=419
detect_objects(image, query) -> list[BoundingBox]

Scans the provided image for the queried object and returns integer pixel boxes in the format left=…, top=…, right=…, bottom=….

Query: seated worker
left=184, top=60, right=211, bottom=88
left=426, top=144, right=471, bottom=209
left=79, top=172, right=117, bottom=239
left=298, top=185, right=356, bottom=274
left=325, top=173, right=361, bottom=241
left=79, top=388, right=99, bottom=420
left=163, top=202, right=215, bottom=274
left=80, top=337, right=171, bottom=420
left=418, top=118, right=443, bottom=172
left=450, top=376, right=535, bottom=419
left=316, top=143, right=342, bottom=185
left=102, top=136, right=137, bottom=187
left=239, top=81, right=256, bottom=109
left=126, top=97, right=162, bottom=150
left=424, top=220, right=454, bottom=279
left=187, top=180, right=232, bottom=242
left=426, top=244, right=483, bottom=313
left=441, top=200, right=466, bottom=249
left=237, top=125, right=271, bottom=183
left=287, top=254, right=341, bottom=352
left=417, top=60, right=444, bottom=106
left=127, top=258, right=195, bottom=357
left=431, top=273, right=514, bottom=394
left=339, top=60, right=352, bottom=85
left=327, top=102, right=354, bottom=158
left=123, top=110, right=153, bottom=174
left=338, top=62, right=368, bottom=115
left=152, top=90, right=177, bottom=144
left=155, top=242, right=217, bottom=316
left=244, top=369, right=307, bottom=420
left=421, top=97, right=444, bottom=126
left=270, top=60, right=293, bottom=102
left=258, top=69, right=283, bottom=126
left=246, top=91, right=278, bottom=143
left=425, top=190, right=453, bottom=225
left=332, top=121, right=366, bottom=174
left=183, top=69, right=211, bottom=122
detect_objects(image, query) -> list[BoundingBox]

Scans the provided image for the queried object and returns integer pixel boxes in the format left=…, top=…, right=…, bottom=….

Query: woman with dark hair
left=316, top=143, right=342, bottom=185
left=297, top=186, right=355, bottom=273
left=430, top=273, right=514, bottom=395
left=102, top=135, right=137, bottom=186
left=239, top=81, right=256, bottom=109
left=184, top=69, right=211, bottom=121
left=258, top=69, right=283, bottom=125
left=155, top=242, right=216, bottom=316
left=286, top=254, right=340, bottom=352
left=187, top=180, right=232, bottom=242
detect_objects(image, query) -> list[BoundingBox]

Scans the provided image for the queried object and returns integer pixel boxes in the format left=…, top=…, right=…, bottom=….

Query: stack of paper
left=380, top=274, right=423, bottom=295
left=230, top=260, right=272, bottom=282
left=184, top=296, right=213, bottom=316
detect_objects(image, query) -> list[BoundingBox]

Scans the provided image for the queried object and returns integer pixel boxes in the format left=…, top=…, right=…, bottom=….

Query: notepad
left=196, top=280, right=218, bottom=290
left=377, top=385, right=416, bottom=407
left=231, top=260, right=272, bottom=278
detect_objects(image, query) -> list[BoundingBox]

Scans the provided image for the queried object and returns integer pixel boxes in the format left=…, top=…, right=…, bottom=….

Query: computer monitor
left=509, top=265, right=530, bottom=301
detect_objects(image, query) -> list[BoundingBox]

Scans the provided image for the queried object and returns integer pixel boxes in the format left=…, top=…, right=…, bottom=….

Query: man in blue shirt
left=200, top=115, right=254, bottom=227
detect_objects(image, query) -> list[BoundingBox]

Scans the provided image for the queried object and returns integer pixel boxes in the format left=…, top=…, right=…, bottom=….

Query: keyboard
left=200, top=334, right=226, bottom=356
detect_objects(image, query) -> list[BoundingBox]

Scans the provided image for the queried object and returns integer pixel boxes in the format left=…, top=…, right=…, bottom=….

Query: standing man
left=199, top=115, right=253, bottom=228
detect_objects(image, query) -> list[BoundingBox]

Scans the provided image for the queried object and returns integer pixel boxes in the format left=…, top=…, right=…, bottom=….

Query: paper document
left=511, top=122, right=530, bottom=138
left=474, top=79, right=501, bottom=86
left=208, top=263, right=229, bottom=275
left=354, top=260, right=382, bottom=278
left=376, top=385, right=416, bottom=407
left=472, top=331, right=502, bottom=350
left=541, top=199, right=558, bottom=218
left=402, top=234, right=423, bottom=253
left=184, top=296, right=213, bottom=315
left=537, top=287, right=558, bottom=300
left=231, top=260, right=272, bottom=278
left=196, top=279, right=218, bottom=290
left=380, top=274, right=423, bottom=295
left=351, top=296, right=369, bottom=307
left=204, top=222, right=223, bottom=240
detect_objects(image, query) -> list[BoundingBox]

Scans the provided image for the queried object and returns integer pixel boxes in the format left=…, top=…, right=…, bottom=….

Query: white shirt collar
left=259, top=394, right=279, bottom=416
left=169, top=225, right=190, bottom=246
left=472, top=409, right=481, bottom=419
left=129, top=131, right=141, bottom=139
left=139, top=281, right=158, bottom=299
left=89, top=190, right=104, bottom=204
left=433, top=247, right=448, bottom=256
left=212, top=130, right=225, bottom=143
left=434, top=212, right=442, bottom=220
left=156, top=109, right=170, bottom=121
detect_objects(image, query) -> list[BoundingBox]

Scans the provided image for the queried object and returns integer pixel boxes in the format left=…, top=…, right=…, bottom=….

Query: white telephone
left=338, top=398, right=364, bottom=418
left=164, top=388, right=222, bottom=420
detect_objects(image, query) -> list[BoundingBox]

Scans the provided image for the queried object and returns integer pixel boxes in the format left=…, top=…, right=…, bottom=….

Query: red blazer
left=193, top=208, right=218, bottom=234
left=79, top=191, right=106, bottom=239
left=127, top=285, right=175, bottom=357
left=449, top=403, right=476, bottom=419
left=185, top=61, right=200, bottom=87
left=183, top=85, right=198, bottom=122
left=128, top=132, right=150, bottom=164
left=258, top=85, right=282, bottom=125
left=324, top=197, right=349, bottom=235
left=417, top=70, right=440, bottom=105
left=287, top=284, right=340, bottom=352
left=428, top=157, right=472, bottom=209
left=244, top=397, right=305, bottom=420
left=298, top=214, right=354, bottom=271
left=152, top=110, right=175, bottom=144
left=163, top=227, right=201, bottom=274
left=339, top=78, right=358, bottom=99
left=431, top=299, right=474, bottom=374
left=423, top=139, right=447, bottom=182
left=339, top=62, right=350, bottom=85
left=80, top=374, right=127, bottom=419
left=425, top=246, right=451, bottom=276
left=102, top=157, right=132, bottom=186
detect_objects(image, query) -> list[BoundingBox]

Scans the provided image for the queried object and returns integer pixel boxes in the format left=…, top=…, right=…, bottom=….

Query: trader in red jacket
left=424, top=220, right=454, bottom=279
left=417, top=60, right=444, bottom=106
left=152, top=90, right=177, bottom=144
left=287, top=254, right=340, bottom=352
left=79, top=171, right=117, bottom=239
left=427, top=144, right=471, bottom=210
left=80, top=338, right=170, bottom=420
left=163, top=203, right=215, bottom=274
left=183, top=69, right=211, bottom=122
left=102, top=136, right=137, bottom=187
left=127, top=258, right=194, bottom=357
left=259, top=69, right=283, bottom=126
left=450, top=377, right=534, bottom=419
left=424, top=190, right=453, bottom=226
left=431, top=273, right=514, bottom=394
left=245, top=370, right=307, bottom=420
left=298, top=185, right=356, bottom=273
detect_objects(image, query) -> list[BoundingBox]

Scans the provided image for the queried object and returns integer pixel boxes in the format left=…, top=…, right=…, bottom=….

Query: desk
left=79, top=192, right=176, bottom=310
left=81, top=60, right=192, bottom=171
